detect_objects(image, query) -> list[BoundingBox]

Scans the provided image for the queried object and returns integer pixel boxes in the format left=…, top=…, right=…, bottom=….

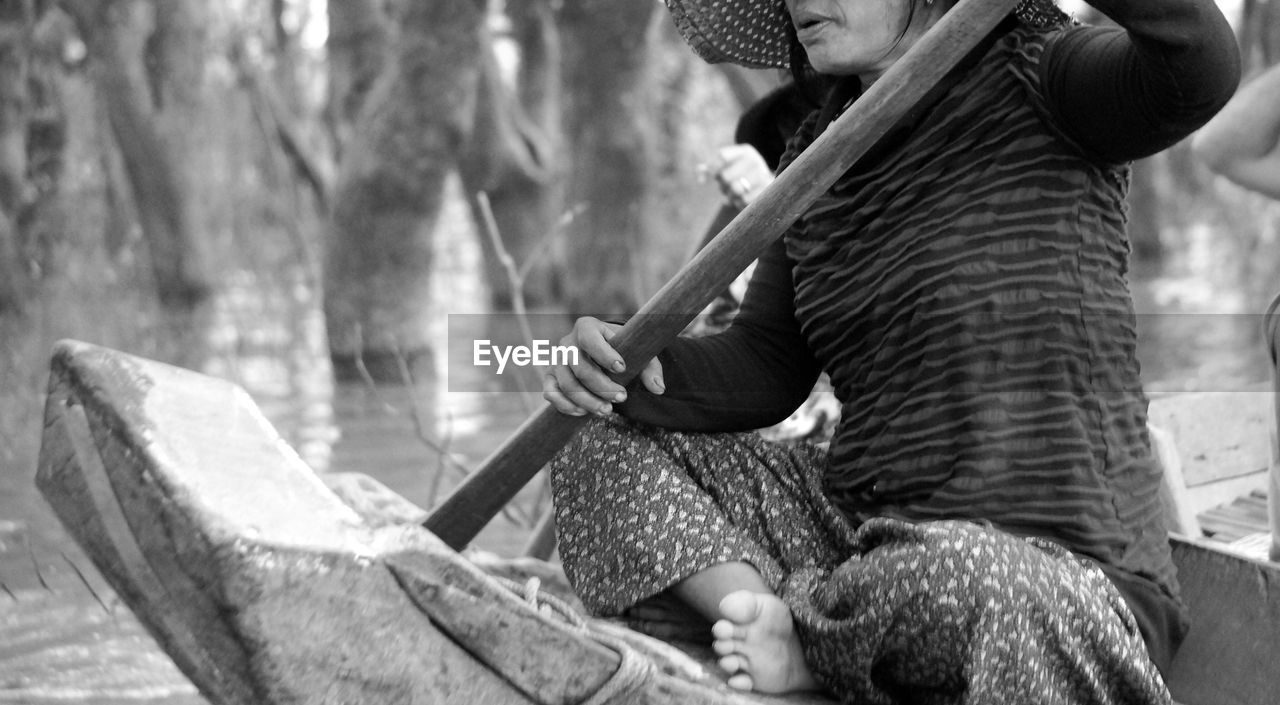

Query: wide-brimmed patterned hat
left=665, top=0, right=1071, bottom=69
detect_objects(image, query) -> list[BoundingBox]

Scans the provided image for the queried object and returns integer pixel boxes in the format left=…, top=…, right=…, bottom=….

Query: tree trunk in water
left=59, top=0, right=212, bottom=313
left=1239, top=0, right=1280, bottom=69
left=324, top=0, right=392, bottom=153
left=0, top=0, right=34, bottom=313
left=558, top=0, right=659, bottom=316
left=461, top=0, right=564, bottom=309
left=1264, top=0, right=1280, bottom=67
left=323, top=0, right=486, bottom=381
left=1128, top=157, right=1163, bottom=264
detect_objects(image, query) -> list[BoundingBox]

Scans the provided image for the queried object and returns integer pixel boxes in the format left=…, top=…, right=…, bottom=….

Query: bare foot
left=711, top=590, right=818, bottom=693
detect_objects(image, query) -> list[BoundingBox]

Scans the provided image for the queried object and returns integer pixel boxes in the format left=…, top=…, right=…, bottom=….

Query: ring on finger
left=735, top=176, right=752, bottom=194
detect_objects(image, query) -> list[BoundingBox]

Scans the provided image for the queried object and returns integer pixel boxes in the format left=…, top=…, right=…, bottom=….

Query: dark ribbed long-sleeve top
left=618, top=0, right=1238, bottom=614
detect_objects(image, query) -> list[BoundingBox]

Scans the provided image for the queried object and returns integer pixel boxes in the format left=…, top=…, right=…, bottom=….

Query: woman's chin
left=804, top=51, right=870, bottom=78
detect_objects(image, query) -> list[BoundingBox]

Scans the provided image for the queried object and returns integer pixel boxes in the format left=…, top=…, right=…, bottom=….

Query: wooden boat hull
left=34, top=340, right=828, bottom=705
left=1165, top=537, right=1280, bottom=705
left=35, top=341, right=529, bottom=703
left=33, top=340, right=1279, bottom=705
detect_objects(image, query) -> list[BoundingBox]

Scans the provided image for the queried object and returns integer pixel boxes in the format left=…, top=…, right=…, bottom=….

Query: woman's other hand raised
left=700, top=144, right=774, bottom=210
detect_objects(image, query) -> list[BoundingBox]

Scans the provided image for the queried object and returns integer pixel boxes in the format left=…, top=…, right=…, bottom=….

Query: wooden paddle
left=425, top=0, right=1022, bottom=550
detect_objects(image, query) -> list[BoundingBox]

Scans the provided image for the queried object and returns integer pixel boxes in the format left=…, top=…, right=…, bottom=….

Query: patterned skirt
left=548, top=417, right=1171, bottom=704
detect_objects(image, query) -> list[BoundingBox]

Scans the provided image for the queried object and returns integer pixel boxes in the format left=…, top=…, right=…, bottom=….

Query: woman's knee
left=548, top=417, right=694, bottom=516
left=549, top=417, right=636, bottom=482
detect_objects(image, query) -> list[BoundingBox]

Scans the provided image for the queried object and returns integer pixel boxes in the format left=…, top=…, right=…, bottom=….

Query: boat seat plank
left=1148, top=390, right=1276, bottom=541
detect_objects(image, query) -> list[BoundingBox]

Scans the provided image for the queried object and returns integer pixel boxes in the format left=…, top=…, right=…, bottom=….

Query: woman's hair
left=786, top=22, right=833, bottom=105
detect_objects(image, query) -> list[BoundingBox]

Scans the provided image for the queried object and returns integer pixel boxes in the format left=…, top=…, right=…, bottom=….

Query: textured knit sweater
left=617, top=0, right=1238, bottom=666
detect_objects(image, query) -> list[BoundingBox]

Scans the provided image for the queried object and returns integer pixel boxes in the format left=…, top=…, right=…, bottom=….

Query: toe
left=711, top=618, right=746, bottom=641
left=718, top=653, right=748, bottom=674
left=727, top=672, right=754, bottom=691
left=718, top=590, right=764, bottom=624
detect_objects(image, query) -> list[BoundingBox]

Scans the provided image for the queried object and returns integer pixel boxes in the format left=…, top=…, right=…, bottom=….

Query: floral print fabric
left=549, top=418, right=1170, bottom=704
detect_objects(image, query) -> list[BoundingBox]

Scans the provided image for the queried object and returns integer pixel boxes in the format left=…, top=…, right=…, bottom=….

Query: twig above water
left=61, top=551, right=114, bottom=617
left=473, top=191, right=540, bottom=412
left=349, top=330, right=529, bottom=526
left=24, top=534, right=50, bottom=593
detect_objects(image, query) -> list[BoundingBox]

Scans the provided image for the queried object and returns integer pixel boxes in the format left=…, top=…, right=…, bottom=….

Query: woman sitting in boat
left=541, top=0, right=1240, bottom=701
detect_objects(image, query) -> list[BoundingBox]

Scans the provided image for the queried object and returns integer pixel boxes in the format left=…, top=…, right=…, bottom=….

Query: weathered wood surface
left=1148, top=390, right=1273, bottom=539
left=389, top=553, right=765, bottom=705
left=424, top=0, right=1026, bottom=550
left=33, top=340, right=829, bottom=705
left=1165, top=537, right=1280, bottom=705
left=1196, top=489, right=1270, bottom=544
left=35, top=340, right=535, bottom=703
left=1148, top=391, right=1272, bottom=489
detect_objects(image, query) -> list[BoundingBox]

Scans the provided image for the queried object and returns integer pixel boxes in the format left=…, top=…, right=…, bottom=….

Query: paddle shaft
left=425, top=0, right=1022, bottom=550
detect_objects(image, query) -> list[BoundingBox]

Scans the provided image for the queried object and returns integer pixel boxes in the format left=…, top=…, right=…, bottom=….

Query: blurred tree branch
left=236, top=49, right=331, bottom=211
